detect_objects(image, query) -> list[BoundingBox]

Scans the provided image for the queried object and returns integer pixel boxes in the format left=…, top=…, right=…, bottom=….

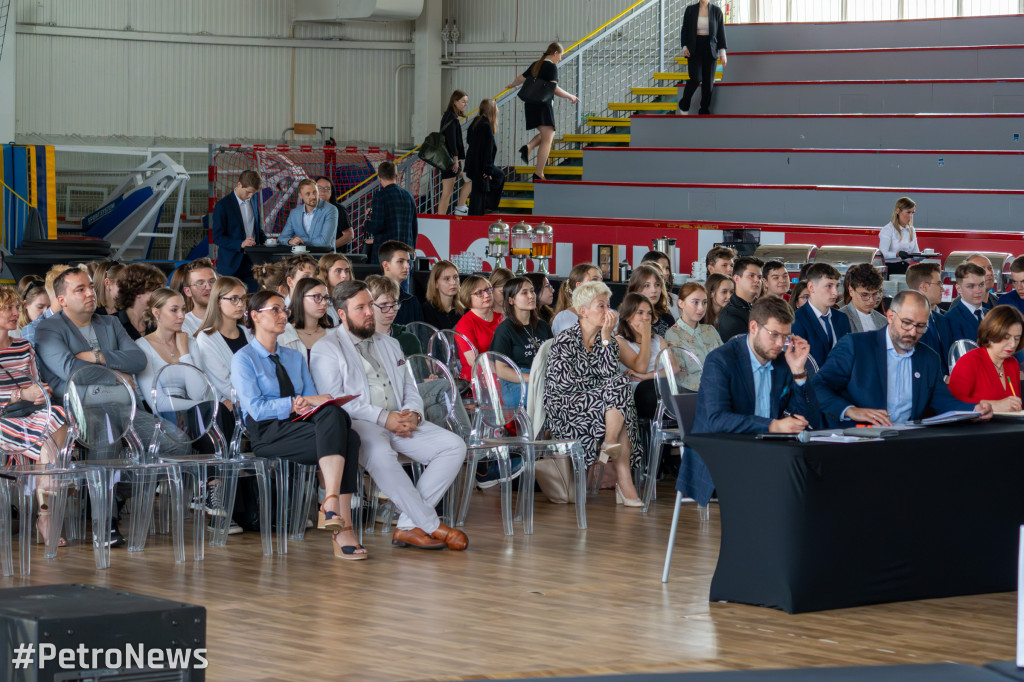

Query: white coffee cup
left=266, top=238, right=279, bottom=246
left=292, top=244, right=307, bottom=254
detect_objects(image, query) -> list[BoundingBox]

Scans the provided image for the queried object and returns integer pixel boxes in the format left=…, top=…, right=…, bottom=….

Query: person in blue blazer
left=944, top=261, right=991, bottom=345
left=212, top=169, right=265, bottom=291
left=997, top=256, right=1024, bottom=316
left=813, top=290, right=993, bottom=428
left=679, top=296, right=819, bottom=505
left=279, top=178, right=339, bottom=249
left=906, top=262, right=954, bottom=374
left=790, top=262, right=851, bottom=369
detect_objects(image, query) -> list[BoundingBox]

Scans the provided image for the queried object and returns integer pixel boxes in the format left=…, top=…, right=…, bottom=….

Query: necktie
left=754, top=364, right=772, bottom=419
left=240, top=201, right=253, bottom=238
left=822, top=312, right=834, bottom=348
left=975, top=309, right=984, bottom=323
left=357, top=338, right=384, bottom=374
left=268, top=354, right=296, bottom=398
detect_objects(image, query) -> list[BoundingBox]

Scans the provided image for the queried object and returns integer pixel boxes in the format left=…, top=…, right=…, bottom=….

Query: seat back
left=470, top=351, right=527, bottom=440
left=405, top=353, right=470, bottom=439
left=654, top=346, right=704, bottom=437
left=428, top=328, right=478, bottom=384
left=948, top=339, right=978, bottom=372
left=65, top=365, right=142, bottom=461
left=404, top=322, right=440, bottom=355
left=0, top=377, right=54, bottom=465
left=147, top=362, right=226, bottom=460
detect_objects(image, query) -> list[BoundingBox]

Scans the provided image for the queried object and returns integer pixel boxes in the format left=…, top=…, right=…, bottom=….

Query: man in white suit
left=310, top=280, right=469, bottom=551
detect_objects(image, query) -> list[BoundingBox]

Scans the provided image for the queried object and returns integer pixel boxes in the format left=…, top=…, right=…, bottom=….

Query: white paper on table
left=808, top=433, right=882, bottom=443
left=1018, top=526, right=1024, bottom=667
left=919, top=410, right=979, bottom=425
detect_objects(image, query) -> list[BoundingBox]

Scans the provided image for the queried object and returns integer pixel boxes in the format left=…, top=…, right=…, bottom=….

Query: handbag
left=0, top=400, right=42, bottom=419
left=517, top=76, right=557, bottom=104
left=417, top=119, right=455, bottom=171
left=535, top=457, right=575, bottom=504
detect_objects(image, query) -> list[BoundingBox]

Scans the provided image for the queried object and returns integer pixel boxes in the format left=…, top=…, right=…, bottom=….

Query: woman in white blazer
left=193, top=277, right=252, bottom=412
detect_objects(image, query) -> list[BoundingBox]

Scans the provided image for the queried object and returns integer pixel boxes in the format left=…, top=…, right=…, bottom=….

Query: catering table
left=245, top=244, right=335, bottom=265
left=687, top=422, right=1024, bottom=614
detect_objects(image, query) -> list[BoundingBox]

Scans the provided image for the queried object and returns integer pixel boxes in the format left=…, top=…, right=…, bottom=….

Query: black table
left=688, top=423, right=1024, bottom=614
left=245, top=245, right=334, bottom=265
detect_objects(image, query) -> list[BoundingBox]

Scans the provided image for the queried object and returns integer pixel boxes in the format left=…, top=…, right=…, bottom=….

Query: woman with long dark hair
left=438, top=90, right=472, bottom=215
left=313, top=176, right=354, bottom=249
left=464, top=99, right=504, bottom=216
left=506, top=42, right=580, bottom=180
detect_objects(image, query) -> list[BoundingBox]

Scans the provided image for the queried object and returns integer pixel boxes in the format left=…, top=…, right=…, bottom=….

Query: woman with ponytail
left=505, top=42, right=580, bottom=181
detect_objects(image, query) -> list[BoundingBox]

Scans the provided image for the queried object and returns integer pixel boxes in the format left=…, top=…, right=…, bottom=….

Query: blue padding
left=82, top=186, right=155, bottom=238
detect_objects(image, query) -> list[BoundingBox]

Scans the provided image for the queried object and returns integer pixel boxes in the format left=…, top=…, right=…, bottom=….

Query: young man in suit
left=791, top=262, right=850, bottom=369
left=966, top=253, right=1001, bottom=309
left=310, top=280, right=467, bottom=551
left=679, top=296, right=817, bottom=505
left=945, top=262, right=991, bottom=344
left=906, top=262, right=954, bottom=375
left=717, top=255, right=763, bottom=342
left=997, top=256, right=1024, bottom=316
left=840, top=263, right=887, bottom=333
left=813, top=290, right=993, bottom=427
left=279, top=178, right=338, bottom=248
left=212, top=169, right=264, bottom=291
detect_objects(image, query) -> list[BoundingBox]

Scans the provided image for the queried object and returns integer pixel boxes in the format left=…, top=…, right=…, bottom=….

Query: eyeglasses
left=316, top=185, right=331, bottom=193
left=220, top=296, right=245, bottom=305
left=188, top=279, right=215, bottom=289
left=471, top=287, right=494, bottom=297
left=254, top=306, right=288, bottom=317
left=854, top=290, right=883, bottom=302
left=304, top=294, right=330, bottom=304
left=758, top=324, right=792, bottom=346
left=372, top=302, right=402, bottom=313
left=894, top=314, right=929, bottom=333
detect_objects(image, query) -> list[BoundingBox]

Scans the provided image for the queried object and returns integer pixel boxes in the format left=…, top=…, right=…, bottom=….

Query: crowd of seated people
left=8, top=167, right=1024, bottom=563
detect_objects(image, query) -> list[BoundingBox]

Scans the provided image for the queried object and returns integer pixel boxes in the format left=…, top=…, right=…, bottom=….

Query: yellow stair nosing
left=608, top=102, right=676, bottom=111
left=653, top=73, right=722, bottom=80
left=503, top=182, right=535, bottom=192
left=585, top=120, right=632, bottom=127
left=549, top=150, right=583, bottom=158
left=514, top=165, right=582, bottom=175
left=498, top=198, right=535, bottom=209
left=561, top=133, right=631, bottom=142
left=631, top=87, right=678, bottom=96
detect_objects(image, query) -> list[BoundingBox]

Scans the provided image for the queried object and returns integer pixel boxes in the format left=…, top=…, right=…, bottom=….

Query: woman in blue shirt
left=232, top=290, right=365, bottom=560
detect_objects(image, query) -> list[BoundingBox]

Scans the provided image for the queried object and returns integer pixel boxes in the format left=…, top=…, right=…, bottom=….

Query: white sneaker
left=208, top=520, right=243, bottom=535
left=453, top=205, right=468, bottom=216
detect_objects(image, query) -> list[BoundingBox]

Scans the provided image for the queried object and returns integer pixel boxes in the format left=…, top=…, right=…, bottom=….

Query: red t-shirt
left=948, top=346, right=1021, bottom=403
left=454, top=310, right=504, bottom=380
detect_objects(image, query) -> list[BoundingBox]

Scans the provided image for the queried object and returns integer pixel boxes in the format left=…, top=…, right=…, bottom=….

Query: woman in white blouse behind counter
left=879, top=196, right=921, bottom=262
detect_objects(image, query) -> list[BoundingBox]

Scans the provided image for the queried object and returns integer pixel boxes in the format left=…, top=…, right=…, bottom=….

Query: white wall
left=0, top=3, right=14, bottom=143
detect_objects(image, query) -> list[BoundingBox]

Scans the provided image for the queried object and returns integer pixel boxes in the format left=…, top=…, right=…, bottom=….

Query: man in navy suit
left=813, top=290, right=993, bottom=427
left=680, top=296, right=818, bottom=505
left=997, top=256, right=1024, bottom=316
left=791, top=262, right=851, bottom=369
left=212, top=169, right=265, bottom=291
left=944, top=261, right=991, bottom=345
left=906, top=262, right=953, bottom=375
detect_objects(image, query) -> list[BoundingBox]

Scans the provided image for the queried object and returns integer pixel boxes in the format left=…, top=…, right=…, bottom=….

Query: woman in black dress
left=464, top=99, right=505, bottom=216
left=438, top=90, right=471, bottom=215
left=505, top=42, right=580, bottom=181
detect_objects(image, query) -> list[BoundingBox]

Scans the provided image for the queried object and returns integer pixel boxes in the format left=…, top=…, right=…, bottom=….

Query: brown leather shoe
left=430, top=524, right=469, bottom=551
left=392, top=527, right=445, bottom=550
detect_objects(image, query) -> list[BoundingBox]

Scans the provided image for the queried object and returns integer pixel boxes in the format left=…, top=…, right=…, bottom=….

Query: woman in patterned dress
left=544, top=281, right=642, bottom=507
left=0, top=285, right=70, bottom=545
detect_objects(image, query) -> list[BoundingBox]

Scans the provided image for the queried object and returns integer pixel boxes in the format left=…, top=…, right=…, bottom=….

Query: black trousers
left=633, top=379, right=659, bottom=421
left=468, top=169, right=506, bottom=216
left=679, top=35, right=717, bottom=115
left=246, top=404, right=361, bottom=494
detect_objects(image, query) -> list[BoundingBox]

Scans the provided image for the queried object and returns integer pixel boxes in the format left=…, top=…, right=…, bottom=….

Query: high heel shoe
left=333, top=529, right=368, bottom=561
left=615, top=484, right=643, bottom=508
left=598, top=443, right=621, bottom=464
left=317, top=494, right=346, bottom=532
left=35, top=495, right=67, bottom=547
left=532, top=173, right=545, bottom=182
left=519, top=145, right=529, bottom=164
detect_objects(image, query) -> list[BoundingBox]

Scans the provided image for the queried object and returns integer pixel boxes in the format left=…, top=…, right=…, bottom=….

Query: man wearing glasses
left=840, top=263, right=887, bottom=333
left=717, top=256, right=764, bottom=342
left=792, top=263, right=851, bottom=369
left=680, top=296, right=817, bottom=506
left=813, top=290, right=993, bottom=428
left=311, top=280, right=468, bottom=551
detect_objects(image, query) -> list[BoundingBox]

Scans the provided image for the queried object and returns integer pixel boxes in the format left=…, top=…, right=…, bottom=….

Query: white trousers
left=353, top=420, right=466, bottom=534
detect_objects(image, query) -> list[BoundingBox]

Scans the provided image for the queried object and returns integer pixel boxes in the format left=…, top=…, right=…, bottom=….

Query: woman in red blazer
left=948, top=305, right=1024, bottom=412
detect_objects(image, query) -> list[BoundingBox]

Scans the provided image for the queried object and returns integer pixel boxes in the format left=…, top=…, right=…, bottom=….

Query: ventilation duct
left=294, top=0, right=424, bottom=22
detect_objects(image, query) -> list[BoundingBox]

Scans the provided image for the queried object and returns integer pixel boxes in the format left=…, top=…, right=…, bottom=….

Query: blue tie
left=822, top=312, right=834, bottom=348
left=754, top=364, right=772, bottom=419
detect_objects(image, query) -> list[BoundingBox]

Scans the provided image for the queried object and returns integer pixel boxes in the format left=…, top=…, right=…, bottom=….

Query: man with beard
left=279, top=178, right=338, bottom=249
left=678, top=295, right=818, bottom=506
left=310, top=280, right=468, bottom=551
left=813, top=289, right=994, bottom=428
left=181, top=258, right=217, bottom=336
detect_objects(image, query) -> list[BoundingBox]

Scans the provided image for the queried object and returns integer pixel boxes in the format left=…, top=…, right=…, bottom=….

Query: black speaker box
left=0, top=584, right=206, bottom=682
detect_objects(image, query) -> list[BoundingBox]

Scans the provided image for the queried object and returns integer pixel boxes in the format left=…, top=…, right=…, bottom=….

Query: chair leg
left=661, top=491, right=684, bottom=583
left=273, top=460, right=289, bottom=554
left=41, top=475, right=72, bottom=560
left=17, top=488, right=32, bottom=576
left=0, top=480, right=12, bottom=577
left=253, top=460, right=273, bottom=557
left=571, top=447, right=588, bottom=530
left=642, top=433, right=665, bottom=513
left=166, top=468, right=186, bottom=563
left=190, top=467, right=207, bottom=560
left=127, top=469, right=156, bottom=553
left=455, top=455, right=478, bottom=527
left=497, top=449, right=513, bottom=536
left=587, top=461, right=604, bottom=495
left=521, top=446, right=536, bottom=535
left=86, top=469, right=111, bottom=570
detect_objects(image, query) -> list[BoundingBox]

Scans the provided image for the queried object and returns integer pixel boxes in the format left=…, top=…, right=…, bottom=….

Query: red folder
left=290, top=395, right=359, bottom=422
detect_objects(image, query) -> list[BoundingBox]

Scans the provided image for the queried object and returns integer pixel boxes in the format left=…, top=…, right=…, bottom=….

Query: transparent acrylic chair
left=404, top=322, right=440, bottom=355
left=148, top=363, right=272, bottom=558
left=643, top=347, right=702, bottom=513
left=427, top=328, right=477, bottom=396
left=948, top=339, right=978, bottom=373
left=460, top=351, right=588, bottom=535
left=0, top=378, right=87, bottom=576
left=64, top=364, right=186, bottom=570
left=365, top=354, right=465, bottom=534
left=230, top=391, right=323, bottom=554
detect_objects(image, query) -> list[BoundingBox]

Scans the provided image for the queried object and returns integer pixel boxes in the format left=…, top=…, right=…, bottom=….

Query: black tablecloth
left=491, top=664, right=1004, bottom=681
left=986, top=662, right=1024, bottom=681
left=245, top=245, right=334, bottom=265
left=688, top=423, right=1024, bottom=613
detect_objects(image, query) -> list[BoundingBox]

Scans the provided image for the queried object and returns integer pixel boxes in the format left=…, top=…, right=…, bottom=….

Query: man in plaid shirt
left=365, top=161, right=418, bottom=265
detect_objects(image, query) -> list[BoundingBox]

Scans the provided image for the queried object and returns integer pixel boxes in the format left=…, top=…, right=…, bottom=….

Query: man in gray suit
left=841, top=263, right=887, bottom=333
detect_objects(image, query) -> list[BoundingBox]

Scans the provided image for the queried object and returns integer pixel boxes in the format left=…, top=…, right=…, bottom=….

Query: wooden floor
left=4, top=481, right=1017, bottom=681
